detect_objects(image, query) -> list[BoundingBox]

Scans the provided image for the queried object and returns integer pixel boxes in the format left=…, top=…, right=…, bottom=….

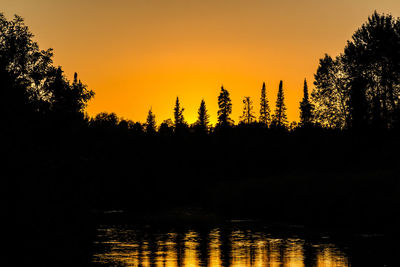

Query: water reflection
left=92, top=226, right=349, bottom=267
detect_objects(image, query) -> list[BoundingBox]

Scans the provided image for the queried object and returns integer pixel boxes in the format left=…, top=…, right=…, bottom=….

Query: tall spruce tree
left=272, top=80, right=288, bottom=128
left=217, top=86, right=233, bottom=127
left=145, top=108, right=156, bottom=134
left=259, top=82, right=271, bottom=126
left=173, top=97, right=185, bottom=127
left=195, top=99, right=210, bottom=132
left=299, top=79, right=314, bottom=126
left=240, top=96, right=256, bottom=124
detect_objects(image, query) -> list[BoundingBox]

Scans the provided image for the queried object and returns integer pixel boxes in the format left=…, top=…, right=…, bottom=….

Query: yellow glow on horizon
left=3, top=0, right=400, bottom=124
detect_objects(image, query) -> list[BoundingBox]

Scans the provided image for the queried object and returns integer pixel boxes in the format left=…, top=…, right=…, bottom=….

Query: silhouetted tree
left=117, top=119, right=130, bottom=131
left=271, top=81, right=288, bottom=128
left=131, top=121, right=144, bottom=134
left=312, top=11, right=400, bottom=129
left=348, top=77, right=369, bottom=130
left=159, top=119, right=174, bottom=136
left=259, top=82, right=271, bottom=126
left=299, top=79, right=314, bottom=127
left=91, top=112, right=119, bottom=128
left=0, top=14, right=53, bottom=125
left=194, top=99, right=210, bottom=132
left=174, top=97, right=186, bottom=127
left=48, top=67, right=69, bottom=113
left=0, top=13, right=94, bottom=133
left=145, top=108, right=157, bottom=134
left=344, top=11, right=400, bottom=129
left=312, top=54, right=350, bottom=129
left=70, top=72, right=95, bottom=114
left=50, top=68, right=94, bottom=121
left=240, top=96, right=256, bottom=124
left=217, top=86, right=233, bottom=127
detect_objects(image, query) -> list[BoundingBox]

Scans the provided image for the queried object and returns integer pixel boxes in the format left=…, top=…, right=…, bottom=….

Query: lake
left=90, top=223, right=364, bottom=267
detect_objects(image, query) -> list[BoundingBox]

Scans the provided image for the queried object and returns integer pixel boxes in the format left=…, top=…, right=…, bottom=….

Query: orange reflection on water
left=93, top=226, right=349, bottom=267
left=315, top=245, right=349, bottom=267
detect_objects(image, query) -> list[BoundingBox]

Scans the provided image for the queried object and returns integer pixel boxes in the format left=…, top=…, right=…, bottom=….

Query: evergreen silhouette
left=259, top=82, right=271, bottom=126
left=145, top=108, right=157, bottom=134
left=195, top=99, right=210, bottom=132
left=240, top=96, right=256, bottom=124
left=271, top=80, right=288, bottom=128
left=299, top=79, right=314, bottom=127
left=217, top=86, right=233, bottom=127
left=173, top=97, right=185, bottom=129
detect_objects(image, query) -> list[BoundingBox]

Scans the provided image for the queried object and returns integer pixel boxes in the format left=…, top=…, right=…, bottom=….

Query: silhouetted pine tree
left=259, top=82, right=271, bottom=126
left=195, top=99, right=210, bottom=132
left=240, top=97, right=256, bottom=124
left=299, top=79, right=314, bottom=127
left=173, top=97, right=185, bottom=128
left=217, top=86, right=233, bottom=127
left=145, top=108, right=156, bottom=134
left=271, top=80, right=288, bottom=128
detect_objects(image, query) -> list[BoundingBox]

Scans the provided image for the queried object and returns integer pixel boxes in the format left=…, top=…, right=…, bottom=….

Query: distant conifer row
left=137, top=80, right=313, bottom=134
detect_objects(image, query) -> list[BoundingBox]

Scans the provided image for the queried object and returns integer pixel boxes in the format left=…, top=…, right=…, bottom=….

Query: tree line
left=1, top=11, right=400, bottom=138
left=93, top=79, right=310, bottom=136
left=86, top=11, right=400, bottom=136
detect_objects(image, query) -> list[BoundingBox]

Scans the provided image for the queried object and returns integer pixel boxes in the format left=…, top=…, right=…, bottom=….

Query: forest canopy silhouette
left=0, top=14, right=94, bottom=130
left=1, top=11, right=400, bottom=135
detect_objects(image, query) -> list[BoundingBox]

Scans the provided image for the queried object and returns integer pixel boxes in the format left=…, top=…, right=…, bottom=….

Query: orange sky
left=3, top=0, right=400, bottom=124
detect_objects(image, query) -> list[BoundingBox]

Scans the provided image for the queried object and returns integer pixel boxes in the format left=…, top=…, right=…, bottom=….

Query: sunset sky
left=3, top=0, right=400, bottom=124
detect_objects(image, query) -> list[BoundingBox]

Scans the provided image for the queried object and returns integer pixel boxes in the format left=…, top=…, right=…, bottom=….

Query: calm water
left=91, top=224, right=351, bottom=267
